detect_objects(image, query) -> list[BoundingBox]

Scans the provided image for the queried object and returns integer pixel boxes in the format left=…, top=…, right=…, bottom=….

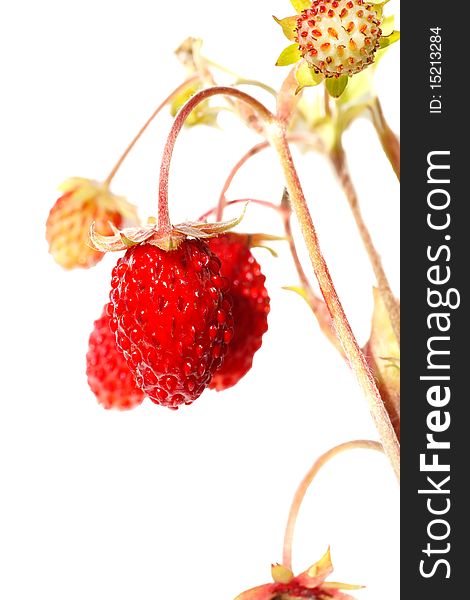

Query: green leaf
left=276, top=44, right=302, bottom=67
left=290, top=0, right=311, bottom=12
left=325, top=75, right=349, bottom=98
left=379, top=30, right=400, bottom=49
left=295, top=61, right=323, bottom=93
left=273, top=15, right=298, bottom=41
left=283, top=286, right=310, bottom=305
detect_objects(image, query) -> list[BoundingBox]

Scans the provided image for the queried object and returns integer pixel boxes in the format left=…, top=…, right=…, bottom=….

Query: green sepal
left=325, top=75, right=349, bottom=99
left=290, top=0, right=311, bottom=12
left=276, top=44, right=302, bottom=67
left=379, top=30, right=400, bottom=49
left=283, top=286, right=310, bottom=306
left=273, top=15, right=298, bottom=41
left=170, top=80, right=202, bottom=117
left=295, top=62, right=324, bottom=93
left=337, top=68, right=373, bottom=105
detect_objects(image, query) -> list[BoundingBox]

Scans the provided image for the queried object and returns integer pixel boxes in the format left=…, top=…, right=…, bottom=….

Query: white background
left=0, top=2, right=400, bottom=599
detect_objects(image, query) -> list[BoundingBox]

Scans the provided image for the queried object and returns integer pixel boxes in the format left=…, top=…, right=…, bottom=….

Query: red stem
left=216, top=133, right=323, bottom=221
left=200, top=198, right=281, bottom=222
left=158, top=86, right=399, bottom=478
left=282, top=440, right=384, bottom=570
left=158, top=87, right=274, bottom=232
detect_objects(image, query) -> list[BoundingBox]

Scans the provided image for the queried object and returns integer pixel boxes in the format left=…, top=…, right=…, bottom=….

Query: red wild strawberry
left=208, top=233, right=270, bottom=391
left=108, top=240, right=234, bottom=409
left=86, top=304, right=145, bottom=410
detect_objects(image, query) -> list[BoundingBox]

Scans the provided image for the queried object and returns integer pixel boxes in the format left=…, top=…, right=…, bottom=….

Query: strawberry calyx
left=235, top=548, right=363, bottom=599
left=90, top=207, right=246, bottom=253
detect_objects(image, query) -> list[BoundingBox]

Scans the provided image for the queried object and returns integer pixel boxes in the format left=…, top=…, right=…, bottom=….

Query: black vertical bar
left=401, top=1, right=468, bottom=597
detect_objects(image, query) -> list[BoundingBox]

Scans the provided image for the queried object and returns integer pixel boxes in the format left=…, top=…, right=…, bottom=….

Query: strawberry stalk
left=269, top=125, right=399, bottom=479
left=282, top=440, right=384, bottom=571
left=330, top=143, right=400, bottom=345
left=212, top=139, right=341, bottom=353
left=369, top=97, right=400, bottom=181
left=158, top=87, right=273, bottom=232
left=103, top=75, right=200, bottom=186
left=158, top=86, right=400, bottom=479
left=200, top=198, right=282, bottom=222
left=215, top=132, right=324, bottom=221
left=280, top=189, right=343, bottom=356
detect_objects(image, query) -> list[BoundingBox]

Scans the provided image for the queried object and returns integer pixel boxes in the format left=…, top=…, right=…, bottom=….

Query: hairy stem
left=159, top=87, right=399, bottom=478
left=330, top=143, right=400, bottom=345
left=158, top=86, right=274, bottom=232
left=216, top=133, right=323, bottom=221
left=104, top=76, right=199, bottom=186
left=269, top=128, right=399, bottom=479
left=282, top=440, right=384, bottom=570
left=369, top=97, right=400, bottom=181
left=200, top=198, right=281, bottom=222
left=281, top=189, right=344, bottom=357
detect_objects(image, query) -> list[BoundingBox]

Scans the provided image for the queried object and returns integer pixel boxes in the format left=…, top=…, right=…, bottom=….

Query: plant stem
left=158, top=86, right=274, bottom=232
left=200, top=198, right=281, bottom=222
left=369, top=97, right=400, bottom=181
left=103, top=76, right=199, bottom=186
left=281, top=189, right=344, bottom=357
left=216, top=133, right=323, bottom=221
left=330, top=143, right=400, bottom=345
left=202, top=191, right=341, bottom=356
left=269, top=127, right=400, bottom=479
left=159, top=87, right=399, bottom=478
left=282, top=440, right=384, bottom=571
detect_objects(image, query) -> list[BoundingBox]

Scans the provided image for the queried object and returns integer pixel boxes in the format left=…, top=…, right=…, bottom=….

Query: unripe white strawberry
left=295, top=0, right=382, bottom=77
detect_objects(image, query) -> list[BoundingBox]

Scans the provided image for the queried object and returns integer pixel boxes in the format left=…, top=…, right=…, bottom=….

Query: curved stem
left=216, top=133, right=323, bottom=221
left=282, top=440, right=384, bottom=571
left=216, top=141, right=270, bottom=221
left=200, top=198, right=281, bottom=222
left=269, top=128, right=400, bottom=479
left=158, top=86, right=274, bottom=232
left=103, top=76, right=199, bottom=186
left=159, top=87, right=399, bottom=479
left=330, top=143, right=400, bottom=345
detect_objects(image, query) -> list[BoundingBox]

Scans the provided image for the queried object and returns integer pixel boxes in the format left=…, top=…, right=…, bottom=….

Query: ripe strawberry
left=86, top=304, right=145, bottom=410
left=108, top=240, right=234, bottom=409
left=46, top=178, right=138, bottom=270
left=295, top=0, right=382, bottom=77
left=207, top=233, right=269, bottom=391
